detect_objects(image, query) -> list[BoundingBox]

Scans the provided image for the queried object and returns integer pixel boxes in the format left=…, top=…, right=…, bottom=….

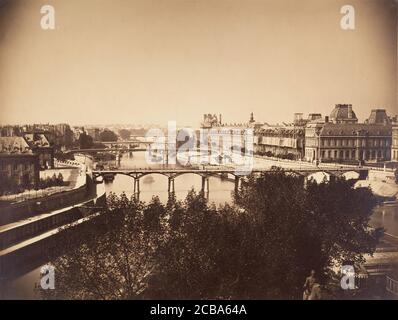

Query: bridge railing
left=54, top=159, right=83, bottom=168
left=92, top=165, right=367, bottom=173
left=365, top=166, right=394, bottom=173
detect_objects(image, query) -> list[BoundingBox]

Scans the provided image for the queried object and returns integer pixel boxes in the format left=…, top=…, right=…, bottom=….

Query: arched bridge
left=92, top=166, right=369, bottom=199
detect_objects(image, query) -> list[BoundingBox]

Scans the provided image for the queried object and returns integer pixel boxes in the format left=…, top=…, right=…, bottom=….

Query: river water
left=2, top=152, right=397, bottom=299
left=371, top=204, right=398, bottom=239
left=104, top=152, right=235, bottom=205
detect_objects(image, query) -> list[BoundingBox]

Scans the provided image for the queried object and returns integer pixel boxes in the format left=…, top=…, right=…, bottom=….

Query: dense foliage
left=0, top=173, right=28, bottom=195
left=118, top=129, right=131, bottom=140
left=99, top=130, right=118, bottom=142
left=78, top=132, right=94, bottom=149
left=42, top=169, right=380, bottom=299
left=39, top=173, right=64, bottom=189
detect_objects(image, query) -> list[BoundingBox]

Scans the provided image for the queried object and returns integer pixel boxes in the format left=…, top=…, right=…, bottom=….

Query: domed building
left=329, top=104, right=358, bottom=124
left=305, top=104, right=393, bottom=163
left=366, top=109, right=391, bottom=125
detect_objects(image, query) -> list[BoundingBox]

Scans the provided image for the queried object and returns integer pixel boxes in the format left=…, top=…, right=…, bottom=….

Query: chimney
left=294, top=113, right=303, bottom=123
left=325, top=116, right=329, bottom=123
left=348, top=104, right=353, bottom=118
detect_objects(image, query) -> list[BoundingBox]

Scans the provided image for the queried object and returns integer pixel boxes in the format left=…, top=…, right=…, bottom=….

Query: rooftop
left=320, top=123, right=392, bottom=136
left=23, top=133, right=51, bottom=148
left=330, top=104, right=358, bottom=123
left=0, top=137, right=32, bottom=154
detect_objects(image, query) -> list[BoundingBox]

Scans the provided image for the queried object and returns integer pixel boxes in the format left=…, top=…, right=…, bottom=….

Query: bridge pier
left=116, top=152, right=122, bottom=167
left=201, top=176, right=209, bottom=198
left=234, top=176, right=240, bottom=194
left=329, top=174, right=337, bottom=183
left=166, top=149, right=169, bottom=166
left=302, top=175, right=308, bottom=189
left=133, top=177, right=140, bottom=199
left=358, top=169, right=369, bottom=180
left=168, top=177, right=175, bottom=195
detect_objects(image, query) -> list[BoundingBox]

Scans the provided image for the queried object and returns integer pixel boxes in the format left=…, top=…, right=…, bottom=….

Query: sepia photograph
left=0, top=0, right=398, bottom=308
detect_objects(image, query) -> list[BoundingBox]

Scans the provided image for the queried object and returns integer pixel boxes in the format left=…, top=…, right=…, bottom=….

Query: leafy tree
left=38, top=173, right=65, bottom=189
left=78, top=132, right=94, bottom=149
left=0, top=173, right=23, bottom=195
left=118, top=129, right=131, bottom=141
left=99, top=130, right=118, bottom=142
left=57, top=173, right=64, bottom=185
left=40, top=170, right=380, bottom=300
left=41, top=193, right=163, bottom=299
left=232, top=169, right=380, bottom=298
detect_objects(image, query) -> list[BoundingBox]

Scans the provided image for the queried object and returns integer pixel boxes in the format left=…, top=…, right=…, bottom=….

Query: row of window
left=320, top=149, right=389, bottom=160
left=393, top=150, right=398, bottom=161
left=321, top=138, right=390, bottom=148
left=0, top=162, right=34, bottom=172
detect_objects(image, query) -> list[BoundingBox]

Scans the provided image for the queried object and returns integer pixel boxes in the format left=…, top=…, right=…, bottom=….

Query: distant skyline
left=0, top=0, right=397, bottom=126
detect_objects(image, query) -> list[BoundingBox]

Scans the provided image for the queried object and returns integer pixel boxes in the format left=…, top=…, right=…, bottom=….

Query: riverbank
left=0, top=158, right=105, bottom=285
left=355, top=169, right=398, bottom=200
left=0, top=181, right=106, bottom=283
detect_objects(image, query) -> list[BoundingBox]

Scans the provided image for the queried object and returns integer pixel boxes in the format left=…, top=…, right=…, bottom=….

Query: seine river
left=104, top=152, right=236, bottom=204
left=1, top=152, right=397, bottom=299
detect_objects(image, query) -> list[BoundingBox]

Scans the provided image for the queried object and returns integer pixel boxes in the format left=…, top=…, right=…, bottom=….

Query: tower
left=249, top=112, right=255, bottom=123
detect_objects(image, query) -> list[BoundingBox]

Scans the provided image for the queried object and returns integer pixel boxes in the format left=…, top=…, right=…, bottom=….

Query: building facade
left=23, top=133, right=54, bottom=169
left=200, top=114, right=254, bottom=161
left=0, top=137, right=40, bottom=190
left=392, top=123, right=398, bottom=161
left=254, top=126, right=305, bottom=160
left=329, top=104, right=358, bottom=124
left=305, top=105, right=392, bottom=163
left=0, top=125, right=22, bottom=137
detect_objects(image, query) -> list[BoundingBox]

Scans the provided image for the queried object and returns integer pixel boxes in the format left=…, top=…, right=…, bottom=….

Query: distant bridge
left=68, top=148, right=147, bottom=153
left=92, top=166, right=369, bottom=199
left=101, top=140, right=154, bottom=146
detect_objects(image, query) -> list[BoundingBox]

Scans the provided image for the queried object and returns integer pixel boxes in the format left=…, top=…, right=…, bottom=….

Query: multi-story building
left=86, top=128, right=101, bottom=141
left=366, top=109, right=391, bottom=125
left=392, top=123, right=398, bottom=161
left=23, top=133, right=54, bottom=169
left=254, top=125, right=305, bottom=160
left=329, top=104, right=358, bottom=124
left=23, top=123, right=75, bottom=149
left=305, top=105, right=392, bottom=163
left=200, top=114, right=255, bottom=159
left=0, top=125, right=22, bottom=137
left=201, top=114, right=222, bottom=129
left=0, top=137, right=40, bottom=189
left=253, top=113, right=307, bottom=160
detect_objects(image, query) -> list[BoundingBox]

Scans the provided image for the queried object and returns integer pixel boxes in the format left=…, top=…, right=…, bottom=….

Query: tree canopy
left=118, top=129, right=131, bottom=141
left=42, top=169, right=380, bottom=299
left=78, top=132, right=94, bottom=149
left=99, top=130, right=118, bottom=142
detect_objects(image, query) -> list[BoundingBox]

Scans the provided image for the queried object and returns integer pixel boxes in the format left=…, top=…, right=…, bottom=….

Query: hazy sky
left=0, top=0, right=397, bottom=126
